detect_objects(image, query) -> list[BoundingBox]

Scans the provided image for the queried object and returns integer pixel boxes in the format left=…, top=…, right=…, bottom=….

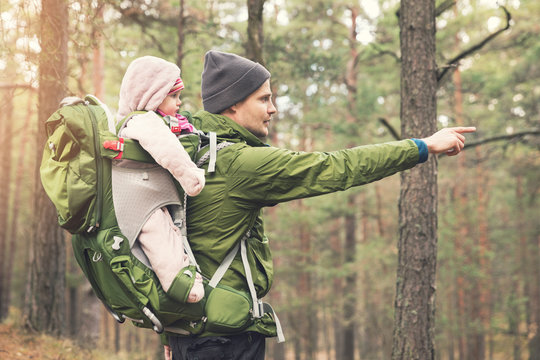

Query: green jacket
left=183, top=110, right=421, bottom=335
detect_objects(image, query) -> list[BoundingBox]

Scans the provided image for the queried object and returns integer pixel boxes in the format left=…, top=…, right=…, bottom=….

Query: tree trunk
left=67, top=250, right=79, bottom=337
left=392, top=0, right=438, bottom=358
left=374, top=184, right=385, bottom=238
left=23, top=0, right=68, bottom=336
left=452, top=41, right=470, bottom=360
left=74, top=2, right=105, bottom=342
left=298, top=200, right=314, bottom=360
left=341, top=8, right=360, bottom=358
left=92, top=2, right=105, bottom=99
left=246, top=0, right=265, bottom=64
left=330, top=218, right=344, bottom=360
left=78, top=282, right=101, bottom=345
left=360, top=192, right=378, bottom=360
left=343, top=195, right=357, bottom=359
left=521, top=171, right=540, bottom=359
left=3, top=93, right=34, bottom=320
left=472, top=146, right=490, bottom=360
left=176, top=0, right=186, bottom=68
left=0, top=88, right=14, bottom=321
left=528, top=231, right=540, bottom=359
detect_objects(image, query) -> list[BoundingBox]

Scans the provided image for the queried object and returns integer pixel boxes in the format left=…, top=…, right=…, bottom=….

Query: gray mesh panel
left=112, top=161, right=182, bottom=251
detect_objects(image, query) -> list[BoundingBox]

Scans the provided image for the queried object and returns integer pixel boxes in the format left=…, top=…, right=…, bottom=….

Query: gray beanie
left=201, top=51, right=270, bottom=114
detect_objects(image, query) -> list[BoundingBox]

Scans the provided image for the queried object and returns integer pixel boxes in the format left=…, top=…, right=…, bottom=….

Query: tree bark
left=246, top=0, right=265, bottom=64
left=343, top=195, right=357, bottom=359
left=392, top=0, right=438, bottom=358
left=473, top=146, right=491, bottom=359
left=23, top=0, right=68, bottom=336
left=176, top=0, right=186, bottom=68
left=0, top=88, right=14, bottom=321
left=527, top=230, right=540, bottom=360
left=521, top=171, right=540, bottom=359
left=92, top=2, right=105, bottom=99
left=3, top=93, right=33, bottom=320
left=341, top=8, right=360, bottom=358
left=298, top=198, right=314, bottom=360
left=452, top=32, right=470, bottom=359
left=330, top=218, right=344, bottom=360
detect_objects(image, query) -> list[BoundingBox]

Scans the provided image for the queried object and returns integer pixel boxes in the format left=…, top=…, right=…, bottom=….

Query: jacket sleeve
left=225, top=139, right=420, bottom=207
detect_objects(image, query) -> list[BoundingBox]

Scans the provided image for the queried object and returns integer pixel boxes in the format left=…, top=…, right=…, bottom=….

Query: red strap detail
left=171, top=126, right=182, bottom=133
left=103, top=138, right=124, bottom=159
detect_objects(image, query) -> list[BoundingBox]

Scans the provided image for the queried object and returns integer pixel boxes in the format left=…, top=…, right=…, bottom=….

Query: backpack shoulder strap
left=181, top=132, right=234, bottom=271
left=195, top=132, right=234, bottom=172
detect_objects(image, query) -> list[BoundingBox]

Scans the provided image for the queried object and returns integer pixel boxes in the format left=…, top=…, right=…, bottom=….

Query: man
left=166, top=50, right=475, bottom=360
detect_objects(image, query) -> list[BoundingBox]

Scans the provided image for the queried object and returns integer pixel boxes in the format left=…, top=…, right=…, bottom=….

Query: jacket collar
left=192, top=110, right=266, bottom=147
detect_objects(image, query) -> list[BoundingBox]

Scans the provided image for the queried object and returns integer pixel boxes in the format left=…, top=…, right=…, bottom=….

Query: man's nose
left=268, top=100, right=277, bottom=114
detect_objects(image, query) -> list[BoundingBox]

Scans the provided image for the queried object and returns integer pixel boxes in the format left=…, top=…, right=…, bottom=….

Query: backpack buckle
left=167, top=115, right=182, bottom=134
left=103, top=138, right=125, bottom=159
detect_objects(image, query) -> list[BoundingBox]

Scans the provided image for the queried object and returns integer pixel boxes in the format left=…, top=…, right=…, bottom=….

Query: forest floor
left=0, top=307, right=163, bottom=360
left=0, top=322, right=96, bottom=360
left=0, top=320, right=160, bottom=360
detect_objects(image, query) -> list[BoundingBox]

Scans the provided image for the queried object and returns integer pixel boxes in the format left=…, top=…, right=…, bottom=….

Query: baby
left=116, top=56, right=205, bottom=303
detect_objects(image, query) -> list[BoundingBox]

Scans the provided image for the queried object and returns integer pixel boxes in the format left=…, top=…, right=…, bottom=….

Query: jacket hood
left=117, top=56, right=181, bottom=122
left=192, top=110, right=267, bottom=147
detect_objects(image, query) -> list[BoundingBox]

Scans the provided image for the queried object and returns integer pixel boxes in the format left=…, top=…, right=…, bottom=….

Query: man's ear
left=221, top=104, right=237, bottom=117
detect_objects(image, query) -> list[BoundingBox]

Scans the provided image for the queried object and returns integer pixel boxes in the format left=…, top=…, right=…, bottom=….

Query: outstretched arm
left=421, top=127, right=476, bottom=156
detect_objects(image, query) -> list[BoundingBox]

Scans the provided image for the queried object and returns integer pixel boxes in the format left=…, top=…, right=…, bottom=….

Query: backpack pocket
left=78, top=232, right=145, bottom=323
left=204, top=285, right=253, bottom=333
left=40, top=106, right=101, bottom=233
left=110, top=255, right=159, bottom=309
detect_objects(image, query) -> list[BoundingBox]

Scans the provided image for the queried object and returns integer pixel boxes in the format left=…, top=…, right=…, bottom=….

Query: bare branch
left=368, top=43, right=400, bottom=63
left=108, top=3, right=169, bottom=54
left=378, top=118, right=401, bottom=140
left=435, top=0, right=455, bottom=17
left=396, top=1, right=455, bottom=19
left=435, top=129, right=540, bottom=159
left=0, top=83, right=37, bottom=91
left=463, top=129, right=540, bottom=149
left=437, top=6, right=512, bottom=83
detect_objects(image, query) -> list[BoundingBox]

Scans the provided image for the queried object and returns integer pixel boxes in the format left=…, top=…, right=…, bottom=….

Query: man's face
left=231, top=79, right=276, bottom=139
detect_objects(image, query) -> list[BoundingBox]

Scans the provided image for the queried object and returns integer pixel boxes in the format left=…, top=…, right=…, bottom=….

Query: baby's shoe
left=167, top=265, right=205, bottom=304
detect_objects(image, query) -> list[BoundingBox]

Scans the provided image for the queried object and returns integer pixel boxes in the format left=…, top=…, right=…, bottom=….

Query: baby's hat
left=117, top=56, right=181, bottom=121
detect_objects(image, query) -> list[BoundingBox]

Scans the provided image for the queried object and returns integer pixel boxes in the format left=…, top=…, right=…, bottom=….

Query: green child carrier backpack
left=39, top=95, right=284, bottom=341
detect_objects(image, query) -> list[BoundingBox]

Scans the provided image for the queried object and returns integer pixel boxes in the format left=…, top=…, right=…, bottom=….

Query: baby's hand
left=178, top=167, right=205, bottom=197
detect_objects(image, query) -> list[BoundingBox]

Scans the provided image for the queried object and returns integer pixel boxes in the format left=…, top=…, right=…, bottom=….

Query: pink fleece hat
left=117, top=56, right=181, bottom=121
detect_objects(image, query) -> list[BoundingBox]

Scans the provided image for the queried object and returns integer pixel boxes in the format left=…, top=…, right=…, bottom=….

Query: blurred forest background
left=0, top=0, right=539, bottom=359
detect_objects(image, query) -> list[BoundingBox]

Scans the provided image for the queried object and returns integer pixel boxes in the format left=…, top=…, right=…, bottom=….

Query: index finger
left=452, top=126, right=476, bottom=134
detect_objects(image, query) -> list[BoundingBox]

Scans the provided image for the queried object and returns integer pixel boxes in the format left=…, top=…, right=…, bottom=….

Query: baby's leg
left=172, top=225, right=204, bottom=303
left=187, top=273, right=204, bottom=303
left=138, top=207, right=204, bottom=303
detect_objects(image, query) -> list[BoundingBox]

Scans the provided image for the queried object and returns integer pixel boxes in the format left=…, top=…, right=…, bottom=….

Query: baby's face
left=158, top=91, right=182, bottom=116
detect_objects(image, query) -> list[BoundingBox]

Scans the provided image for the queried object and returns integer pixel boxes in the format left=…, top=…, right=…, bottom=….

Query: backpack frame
left=40, top=95, right=284, bottom=341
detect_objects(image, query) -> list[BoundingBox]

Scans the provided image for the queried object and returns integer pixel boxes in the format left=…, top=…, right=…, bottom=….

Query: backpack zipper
left=87, top=105, right=102, bottom=231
